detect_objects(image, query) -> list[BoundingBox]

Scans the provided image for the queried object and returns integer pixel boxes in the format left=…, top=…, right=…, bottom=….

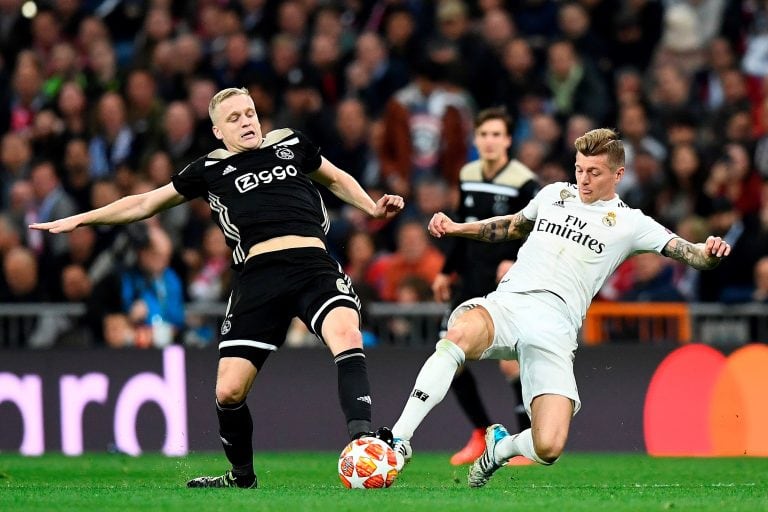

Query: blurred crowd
left=1, top=0, right=768, bottom=349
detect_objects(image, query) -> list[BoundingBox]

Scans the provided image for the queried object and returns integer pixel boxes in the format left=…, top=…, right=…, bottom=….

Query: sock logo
left=219, top=435, right=232, bottom=447
left=356, top=395, right=372, bottom=404
left=411, top=389, right=429, bottom=402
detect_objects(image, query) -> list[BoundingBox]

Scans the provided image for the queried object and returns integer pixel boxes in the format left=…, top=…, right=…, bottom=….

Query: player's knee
left=444, top=325, right=486, bottom=360
left=532, top=434, right=565, bottom=464
left=216, top=383, right=248, bottom=404
left=326, top=324, right=363, bottom=350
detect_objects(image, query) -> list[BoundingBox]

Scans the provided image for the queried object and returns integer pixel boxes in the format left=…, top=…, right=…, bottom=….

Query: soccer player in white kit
left=389, top=128, right=732, bottom=487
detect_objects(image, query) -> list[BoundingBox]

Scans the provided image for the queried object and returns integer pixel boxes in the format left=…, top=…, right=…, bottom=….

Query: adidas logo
left=356, top=395, right=372, bottom=404
left=219, top=435, right=232, bottom=446
left=222, top=165, right=237, bottom=175
left=552, top=200, right=565, bottom=208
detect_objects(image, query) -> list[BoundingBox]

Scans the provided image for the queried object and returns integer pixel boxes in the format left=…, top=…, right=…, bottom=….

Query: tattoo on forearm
left=479, top=219, right=512, bottom=242
left=513, top=213, right=535, bottom=239
left=477, top=213, right=533, bottom=242
left=663, top=239, right=718, bottom=270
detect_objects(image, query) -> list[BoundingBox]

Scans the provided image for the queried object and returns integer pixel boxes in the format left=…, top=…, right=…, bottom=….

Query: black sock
left=334, top=348, right=372, bottom=439
left=510, top=378, right=531, bottom=430
left=451, top=366, right=491, bottom=429
left=216, top=399, right=255, bottom=482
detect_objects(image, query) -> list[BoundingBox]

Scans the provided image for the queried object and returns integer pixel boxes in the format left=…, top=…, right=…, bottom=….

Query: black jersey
left=171, top=128, right=327, bottom=269
left=443, top=158, right=540, bottom=301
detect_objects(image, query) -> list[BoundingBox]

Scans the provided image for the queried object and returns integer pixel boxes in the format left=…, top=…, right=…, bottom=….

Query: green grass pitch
left=1, top=452, right=767, bottom=512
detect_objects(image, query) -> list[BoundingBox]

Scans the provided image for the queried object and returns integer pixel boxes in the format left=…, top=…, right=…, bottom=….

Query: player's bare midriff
left=246, top=235, right=325, bottom=260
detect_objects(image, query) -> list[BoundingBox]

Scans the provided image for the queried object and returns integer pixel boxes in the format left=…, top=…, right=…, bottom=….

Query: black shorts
left=218, top=247, right=360, bottom=369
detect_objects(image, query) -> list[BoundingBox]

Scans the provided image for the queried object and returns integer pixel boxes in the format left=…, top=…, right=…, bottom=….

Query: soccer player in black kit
left=430, top=107, right=539, bottom=465
left=30, top=87, right=405, bottom=488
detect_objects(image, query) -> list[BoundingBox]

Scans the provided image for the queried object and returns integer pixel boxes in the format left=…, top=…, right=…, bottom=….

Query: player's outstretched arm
left=29, top=183, right=187, bottom=234
left=428, top=211, right=534, bottom=242
left=661, top=236, right=731, bottom=270
left=310, top=157, right=404, bottom=219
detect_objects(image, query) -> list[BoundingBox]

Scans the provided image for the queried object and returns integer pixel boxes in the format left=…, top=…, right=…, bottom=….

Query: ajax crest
left=275, top=147, right=294, bottom=160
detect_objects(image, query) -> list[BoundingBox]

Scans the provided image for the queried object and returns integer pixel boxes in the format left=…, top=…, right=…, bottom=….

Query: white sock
left=495, top=428, right=551, bottom=465
left=392, top=339, right=465, bottom=441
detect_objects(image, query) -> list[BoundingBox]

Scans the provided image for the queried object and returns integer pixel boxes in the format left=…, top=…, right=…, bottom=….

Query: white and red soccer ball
left=338, top=437, right=399, bottom=489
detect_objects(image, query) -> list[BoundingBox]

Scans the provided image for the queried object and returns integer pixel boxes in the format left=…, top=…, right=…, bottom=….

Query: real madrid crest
left=560, top=188, right=575, bottom=201
left=602, top=211, right=617, bottom=227
left=275, top=146, right=294, bottom=160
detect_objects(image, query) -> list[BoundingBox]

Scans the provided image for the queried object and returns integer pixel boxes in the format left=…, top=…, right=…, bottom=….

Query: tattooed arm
left=661, top=236, right=731, bottom=270
left=427, top=211, right=535, bottom=242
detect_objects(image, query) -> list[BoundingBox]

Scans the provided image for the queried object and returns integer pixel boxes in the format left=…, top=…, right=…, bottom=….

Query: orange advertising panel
left=644, top=343, right=768, bottom=456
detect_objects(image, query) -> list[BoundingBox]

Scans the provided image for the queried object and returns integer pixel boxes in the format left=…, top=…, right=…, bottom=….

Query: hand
left=432, top=273, right=452, bottom=302
left=428, top=212, right=455, bottom=238
left=372, top=194, right=404, bottom=219
left=704, top=236, right=731, bottom=258
left=29, top=215, right=83, bottom=234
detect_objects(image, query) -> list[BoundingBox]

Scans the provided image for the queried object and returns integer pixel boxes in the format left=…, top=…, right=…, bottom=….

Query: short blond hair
left=208, top=87, right=250, bottom=123
left=574, top=128, right=625, bottom=171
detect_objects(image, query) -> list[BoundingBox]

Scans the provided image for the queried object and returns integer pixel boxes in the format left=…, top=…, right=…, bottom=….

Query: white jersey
left=497, top=182, right=677, bottom=328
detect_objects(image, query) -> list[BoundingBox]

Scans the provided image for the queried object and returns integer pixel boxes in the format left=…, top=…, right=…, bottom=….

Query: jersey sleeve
left=293, top=130, right=322, bottom=173
left=631, top=213, right=678, bottom=254
left=171, top=157, right=207, bottom=199
left=522, top=182, right=555, bottom=220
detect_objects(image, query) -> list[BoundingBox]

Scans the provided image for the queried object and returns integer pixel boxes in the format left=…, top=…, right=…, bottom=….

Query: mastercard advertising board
left=644, top=343, right=768, bottom=456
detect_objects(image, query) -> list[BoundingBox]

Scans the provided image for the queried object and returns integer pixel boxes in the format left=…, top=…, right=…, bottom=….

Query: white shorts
left=448, top=290, right=581, bottom=415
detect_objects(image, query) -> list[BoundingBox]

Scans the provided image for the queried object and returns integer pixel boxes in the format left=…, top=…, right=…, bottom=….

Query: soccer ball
left=338, top=437, right=398, bottom=489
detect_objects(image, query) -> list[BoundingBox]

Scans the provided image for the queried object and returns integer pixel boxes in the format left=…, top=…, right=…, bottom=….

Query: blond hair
left=574, top=128, right=625, bottom=171
left=208, top=87, right=250, bottom=123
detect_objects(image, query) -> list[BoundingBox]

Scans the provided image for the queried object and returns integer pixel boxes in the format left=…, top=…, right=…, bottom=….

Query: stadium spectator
left=545, top=39, right=609, bottom=125
left=0, top=245, right=47, bottom=347
left=28, top=160, right=77, bottom=260
left=343, top=230, right=388, bottom=298
left=214, top=32, right=261, bottom=91
left=82, top=38, right=122, bottom=101
left=30, top=87, right=404, bottom=489
left=379, top=219, right=444, bottom=302
left=389, top=128, right=732, bottom=486
left=620, top=252, right=685, bottom=302
left=31, top=263, right=97, bottom=348
left=120, top=224, right=185, bottom=347
left=698, top=198, right=768, bottom=303
left=124, top=69, right=165, bottom=164
left=347, top=31, right=410, bottom=118
left=272, top=70, right=333, bottom=150
left=622, top=149, right=664, bottom=216
left=434, top=0, right=503, bottom=109
left=656, top=143, right=709, bottom=229
left=705, top=143, right=762, bottom=218
left=378, top=57, right=468, bottom=196
left=752, top=256, right=768, bottom=302
left=187, top=78, right=220, bottom=155
left=617, top=102, right=667, bottom=195
left=131, top=7, right=176, bottom=70
left=56, top=81, right=89, bottom=142
left=8, top=51, right=46, bottom=135
left=306, top=33, right=346, bottom=108
left=0, top=132, right=32, bottom=208
left=495, top=37, right=544, bottom=122
left=382, top=6, right=422, bottom=71
left=88, top=92, right=136, bottom=178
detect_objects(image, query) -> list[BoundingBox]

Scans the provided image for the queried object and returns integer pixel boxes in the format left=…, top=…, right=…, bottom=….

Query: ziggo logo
left=235, top=165, right=298, bottom=193
left=644, top=343, right=768, bottom=456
